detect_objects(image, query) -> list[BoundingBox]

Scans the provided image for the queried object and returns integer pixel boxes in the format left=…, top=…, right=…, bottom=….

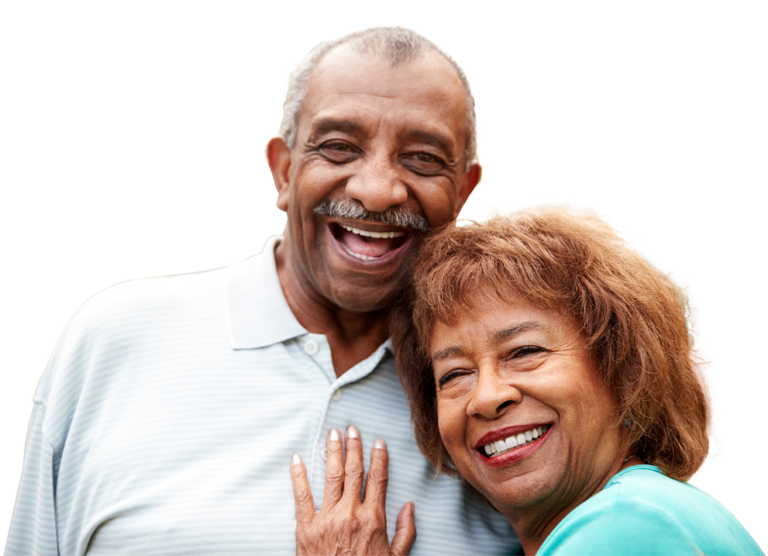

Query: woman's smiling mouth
left=481, top=425, right=550, bottom=457
left=475, top=424, right=552, bottom=468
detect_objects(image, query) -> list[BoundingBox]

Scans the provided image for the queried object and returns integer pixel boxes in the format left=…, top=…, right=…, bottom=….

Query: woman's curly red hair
left=390, top=207, right=709, bottom=481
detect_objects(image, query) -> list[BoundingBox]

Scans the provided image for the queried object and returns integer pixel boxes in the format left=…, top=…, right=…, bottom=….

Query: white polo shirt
left=6, top=237, right=519, bottom=555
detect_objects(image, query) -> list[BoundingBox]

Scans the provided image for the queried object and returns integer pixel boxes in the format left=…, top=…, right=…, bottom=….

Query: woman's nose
left=466, top=368, right=522, bottom=419
left=345, top=155, right=408, bottom=214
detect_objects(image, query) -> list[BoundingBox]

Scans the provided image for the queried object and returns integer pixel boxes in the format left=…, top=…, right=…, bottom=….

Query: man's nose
left=345, top=155, right=408, bottom=213
left=466, top=365, right=522, bottom=419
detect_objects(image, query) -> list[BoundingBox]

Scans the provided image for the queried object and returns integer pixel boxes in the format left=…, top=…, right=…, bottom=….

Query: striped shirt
left=6, top=236, right=519, bottom=555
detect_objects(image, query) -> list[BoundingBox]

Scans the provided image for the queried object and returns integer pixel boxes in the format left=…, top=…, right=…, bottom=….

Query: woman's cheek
left=437, top=398, right=466, bottom=455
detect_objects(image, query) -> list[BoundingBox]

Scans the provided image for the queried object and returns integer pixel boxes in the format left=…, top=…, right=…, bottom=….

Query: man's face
left=270, top=45, right=480, bottom=312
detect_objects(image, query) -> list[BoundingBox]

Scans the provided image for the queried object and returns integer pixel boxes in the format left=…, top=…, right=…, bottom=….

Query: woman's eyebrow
left=492, top=322, right=547, bottom=342
left=431, top=345, right=464, bottom=362
left=432, top=323, right=547, bottom=362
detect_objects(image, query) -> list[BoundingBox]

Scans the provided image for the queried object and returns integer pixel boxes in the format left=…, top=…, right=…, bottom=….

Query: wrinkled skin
left=290, top=427, right=416, bottom=556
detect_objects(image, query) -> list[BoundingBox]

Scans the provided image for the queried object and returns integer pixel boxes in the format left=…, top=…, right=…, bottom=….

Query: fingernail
left=346, top=425, right=359, bottom=439
left=291, top=454, right=301, bottom=466
left=374, top=439, right=386, bottom=450
left=329, top=428, right=340, bottom=442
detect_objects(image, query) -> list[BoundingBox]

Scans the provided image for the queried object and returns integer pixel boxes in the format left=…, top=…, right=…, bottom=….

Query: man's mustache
left=314, top=199, right=429, bottom=232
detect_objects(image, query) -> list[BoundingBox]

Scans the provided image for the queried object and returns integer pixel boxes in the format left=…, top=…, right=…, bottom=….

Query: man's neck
left=275, top=239, right=391, bottom=377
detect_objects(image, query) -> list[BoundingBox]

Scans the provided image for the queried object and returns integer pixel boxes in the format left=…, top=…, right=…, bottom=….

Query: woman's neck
left=508, top=455, right=642, bottom=554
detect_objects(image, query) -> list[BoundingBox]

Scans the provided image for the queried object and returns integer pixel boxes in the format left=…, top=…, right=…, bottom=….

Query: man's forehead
left=311, top=44, right=463, bottom=94
left=314, top=41, right=416, bottom=71
left=299, top=45, right=468, bottom=146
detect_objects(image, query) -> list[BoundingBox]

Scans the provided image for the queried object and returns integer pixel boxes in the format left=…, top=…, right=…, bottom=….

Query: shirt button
left=331, top=389, right=343, bottom=402
left=320, top=447, right=328, bottom=461
left=304, top=339, right=319, bottom=356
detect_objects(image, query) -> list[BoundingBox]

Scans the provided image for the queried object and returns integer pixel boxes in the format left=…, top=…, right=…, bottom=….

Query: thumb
left=390, top=501, right=416, bottom=556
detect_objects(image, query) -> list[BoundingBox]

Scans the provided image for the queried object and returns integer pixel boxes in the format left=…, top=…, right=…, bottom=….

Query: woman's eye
left=438, top=369, right=470, bottom=388
left=510, top=345, right=544, bottom=358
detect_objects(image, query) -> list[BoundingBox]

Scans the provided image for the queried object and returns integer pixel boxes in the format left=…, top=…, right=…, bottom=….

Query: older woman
left=290, top=208, right=761, bottom=555
left=391, top=207, right=765, bottom=554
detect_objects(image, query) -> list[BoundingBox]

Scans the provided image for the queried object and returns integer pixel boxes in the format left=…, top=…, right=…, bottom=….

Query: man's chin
left=321, top=278, right=409, bottom=314
left=312, top=229, right=420, bottom=312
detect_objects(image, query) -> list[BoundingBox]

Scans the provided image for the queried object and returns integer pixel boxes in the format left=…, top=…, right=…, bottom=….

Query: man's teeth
left=483, top=426, right=548, bottom=457
left=342, top=244, right=375, bottom=261
left=340, top=224, right=405, bottom=239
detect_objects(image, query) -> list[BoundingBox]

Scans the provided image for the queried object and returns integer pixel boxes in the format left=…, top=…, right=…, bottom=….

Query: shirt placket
left=300, top=335, right=387, bottom=511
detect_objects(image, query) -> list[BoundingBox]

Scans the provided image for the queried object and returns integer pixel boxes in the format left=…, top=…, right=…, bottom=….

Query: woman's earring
left=623, top=418, right=638, bottom=431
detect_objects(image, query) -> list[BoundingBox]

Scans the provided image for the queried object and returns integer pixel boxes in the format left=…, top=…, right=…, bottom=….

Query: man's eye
left=327, top=143, right=352, bottom=151
left=401, top=152, right=445, bottom=175
left=320, top=142, right=359, bottom=162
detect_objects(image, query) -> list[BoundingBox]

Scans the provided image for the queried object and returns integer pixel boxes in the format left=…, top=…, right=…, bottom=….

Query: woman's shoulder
left=602, top=464, right=711, bottom=503
left=538, top=465, right=763, bottom=556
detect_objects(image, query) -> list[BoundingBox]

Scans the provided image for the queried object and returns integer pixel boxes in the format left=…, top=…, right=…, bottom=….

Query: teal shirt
left=538, top=465, right=762, bottom=555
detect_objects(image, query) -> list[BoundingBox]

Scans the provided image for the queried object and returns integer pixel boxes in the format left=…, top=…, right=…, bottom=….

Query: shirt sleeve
left=5, top=399, right=60, bottom=555
left=540, top=497, right=704, bottom=556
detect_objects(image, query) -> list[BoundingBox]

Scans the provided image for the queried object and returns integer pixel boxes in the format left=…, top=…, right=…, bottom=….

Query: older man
left=6, top=28, right=518, bottom=555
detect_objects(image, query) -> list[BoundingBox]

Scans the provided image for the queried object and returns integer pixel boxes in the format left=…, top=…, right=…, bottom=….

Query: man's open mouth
left=331, top=223, right=411, bottom=261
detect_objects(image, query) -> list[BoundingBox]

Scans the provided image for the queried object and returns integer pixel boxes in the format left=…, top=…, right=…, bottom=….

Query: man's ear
left=266, top=137, right=292, bottom=212
left=455, top=162, right=482, bottom=213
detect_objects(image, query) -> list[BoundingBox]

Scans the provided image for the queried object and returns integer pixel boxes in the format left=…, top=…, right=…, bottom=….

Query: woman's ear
left=266, top=137, right=291, bottom=212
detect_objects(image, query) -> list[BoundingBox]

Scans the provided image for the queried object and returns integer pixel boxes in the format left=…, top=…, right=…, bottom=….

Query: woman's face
left=430, top=290, right=624, bottom=516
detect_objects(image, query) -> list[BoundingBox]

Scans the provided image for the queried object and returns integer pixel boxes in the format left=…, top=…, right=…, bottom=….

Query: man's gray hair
left=279, top=27, right=477, bottom=170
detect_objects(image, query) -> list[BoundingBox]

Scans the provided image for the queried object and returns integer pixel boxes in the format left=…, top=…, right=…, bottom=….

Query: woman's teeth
left=483, top=426, right=548, bottom=457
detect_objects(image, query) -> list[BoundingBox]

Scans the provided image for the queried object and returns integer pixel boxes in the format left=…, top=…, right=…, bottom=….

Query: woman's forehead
left=428, top=291, right=578, bottom=350
left=429, top=285, right=563, bottom=326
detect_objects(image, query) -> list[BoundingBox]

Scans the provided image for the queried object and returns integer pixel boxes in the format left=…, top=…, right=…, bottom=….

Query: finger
left=390, top=502, right=416, bottom=556
left=290, top=454, right=316, bottom=525
left=343, top=425, right=365, bottom=502
left=362, top=438, right=389, bottom=508
left=321, top=428, right=345, bottom=508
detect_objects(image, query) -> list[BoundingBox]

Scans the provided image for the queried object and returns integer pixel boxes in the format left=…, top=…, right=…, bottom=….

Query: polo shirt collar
left=225, top=236, right=308, bottom=349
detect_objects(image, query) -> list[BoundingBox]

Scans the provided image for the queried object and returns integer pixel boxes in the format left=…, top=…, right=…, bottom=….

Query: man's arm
left=5, top=400, right=60, bottom=555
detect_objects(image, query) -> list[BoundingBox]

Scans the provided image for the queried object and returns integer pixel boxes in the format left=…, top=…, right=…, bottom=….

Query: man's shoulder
left=41, top=266, right=231, bottom=392
left=36, top=265, right=235, bottom=438
left=73, top=266, right=228, bottom=320
left=69, top=239, right=281, bottom=340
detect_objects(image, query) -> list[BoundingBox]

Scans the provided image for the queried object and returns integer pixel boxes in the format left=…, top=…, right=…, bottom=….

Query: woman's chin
left=462, top=461, right=563, bottom=517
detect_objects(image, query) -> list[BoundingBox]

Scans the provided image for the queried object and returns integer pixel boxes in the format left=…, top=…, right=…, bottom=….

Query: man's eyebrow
left=431, top=322, right=546, bottom=362
left=400, top=130, right=453, bottom=153
left=309, top=119, right=365, bottom=140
